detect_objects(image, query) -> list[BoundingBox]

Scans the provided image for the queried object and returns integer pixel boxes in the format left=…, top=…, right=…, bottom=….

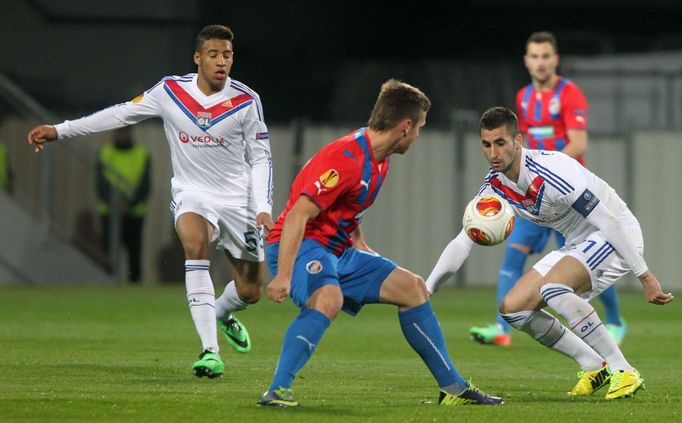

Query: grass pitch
left=0, top=284, right=679, bottom=422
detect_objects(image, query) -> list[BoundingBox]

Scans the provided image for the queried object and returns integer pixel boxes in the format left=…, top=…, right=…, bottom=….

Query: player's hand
left=639, top=272, right=674, bottom=305
left=267, top=274, right=291, bottom=303
left=27, top=125, right=58, bottom=153
left=256, top=212, right=274, bottom=234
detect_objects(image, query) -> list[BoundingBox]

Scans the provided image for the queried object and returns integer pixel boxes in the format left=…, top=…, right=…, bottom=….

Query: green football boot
left=218, top=313, right=251, bottom=353
left=605, top=319, right=628, bottom=346
left=192, top=350, right=224, bottom=378
left=469, top=323, right=511, bottom=346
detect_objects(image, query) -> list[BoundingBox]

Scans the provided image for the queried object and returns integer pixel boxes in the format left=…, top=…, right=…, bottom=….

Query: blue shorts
left=266, top=239, right=397, bottom=316
left=507, top=218, right=565, bottom=254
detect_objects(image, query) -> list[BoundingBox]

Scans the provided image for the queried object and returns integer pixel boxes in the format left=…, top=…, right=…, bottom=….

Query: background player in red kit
left=469, top=32, right=627, bottom=347
left=258, top=80, right=503, bottom=408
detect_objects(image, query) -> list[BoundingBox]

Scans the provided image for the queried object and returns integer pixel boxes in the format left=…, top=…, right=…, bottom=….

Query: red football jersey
left=516, top=77, right=588, bottom=164
left=268, top=128, right=389, bottom=255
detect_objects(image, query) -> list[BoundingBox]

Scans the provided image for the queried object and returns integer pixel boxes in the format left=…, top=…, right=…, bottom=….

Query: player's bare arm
left=350, top=225, right=376, bottom=254
left=562, top=129, right=588, bottom=159
left=27, top=125, right=58, bottom=153
left=638, top=271, right=674, bottom=305
left=267, top=196, right=320, bottom=303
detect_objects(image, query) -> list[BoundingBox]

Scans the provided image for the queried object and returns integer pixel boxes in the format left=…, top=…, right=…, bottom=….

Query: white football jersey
left=55, top=73, right=273, bottom=214
left=478, top=148, right=634, bottom=246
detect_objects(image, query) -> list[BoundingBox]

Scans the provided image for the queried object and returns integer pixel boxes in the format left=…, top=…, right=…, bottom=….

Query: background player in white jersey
left=26, top=25, right=274, bottom=378
left=427, top=107, right=673, bottom=400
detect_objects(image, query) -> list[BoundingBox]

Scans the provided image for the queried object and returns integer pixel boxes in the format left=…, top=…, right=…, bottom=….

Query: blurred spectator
left=96, top=127, right=150, bottom=283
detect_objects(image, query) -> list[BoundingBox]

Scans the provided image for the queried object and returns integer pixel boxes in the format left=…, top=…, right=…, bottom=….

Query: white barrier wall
left=2, top=120, right=680, bottom=290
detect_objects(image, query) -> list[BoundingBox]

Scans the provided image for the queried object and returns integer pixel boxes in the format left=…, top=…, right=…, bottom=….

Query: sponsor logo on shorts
left=306, top=260, right=323, bottom=274
left=131, top=93, right=145, bottom=104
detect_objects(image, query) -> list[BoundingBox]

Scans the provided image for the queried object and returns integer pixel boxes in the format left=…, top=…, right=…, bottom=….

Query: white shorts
left=170, top=191, right=264, bottom=262
left=532, top=224, right=643, bottom=301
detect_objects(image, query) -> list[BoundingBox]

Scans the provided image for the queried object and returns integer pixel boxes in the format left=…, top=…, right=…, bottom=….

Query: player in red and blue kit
left=259, top=80, right=503, bottom=408
left=469, top=32, right=626, bottom=347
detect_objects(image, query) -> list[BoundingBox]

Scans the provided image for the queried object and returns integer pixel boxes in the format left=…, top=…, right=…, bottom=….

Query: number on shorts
left=244, top=229, right=263, bottom=253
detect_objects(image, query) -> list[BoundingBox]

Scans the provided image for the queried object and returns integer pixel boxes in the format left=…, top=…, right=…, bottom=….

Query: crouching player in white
left=26, top=25, right=274, bottom=378
left=427, top=106, right=673, bottom=400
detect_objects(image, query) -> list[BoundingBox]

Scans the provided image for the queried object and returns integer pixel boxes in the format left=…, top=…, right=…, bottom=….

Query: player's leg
left=499, top=261, right=610, bottom=395
left=555, top=231, right=627, bottom=345
left=377, top=264, right=502, bottom=405
left=598, top=285, right=627, bottom=345
left=213, top=206, right=264, bottom=353
left=539, top=233, right=644, bottom=399
left=259, top=241, right=338, bottom=407
left=470, top=220, right=549, bottom=346
left=175, top=210, right=223, bottom=378
left=214, top=254, right=263, bottom=353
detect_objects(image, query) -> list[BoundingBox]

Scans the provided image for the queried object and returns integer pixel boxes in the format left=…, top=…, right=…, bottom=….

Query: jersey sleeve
left=538, top=153, right=591, bottom=208
left=242, top=93, right=274, bottom=215
left=515, top=89, right=528, bottom=134
left=54, top=79, right=163, bottom=138
left=299, top=152, right=359, bottom=211
left=425, top=229, right=474, bottom=294
left=561, top=83, right=588, bottom=131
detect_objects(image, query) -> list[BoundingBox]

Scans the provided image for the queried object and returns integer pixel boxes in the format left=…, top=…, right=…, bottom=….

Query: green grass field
left=0, top=285, right=679, bottom=422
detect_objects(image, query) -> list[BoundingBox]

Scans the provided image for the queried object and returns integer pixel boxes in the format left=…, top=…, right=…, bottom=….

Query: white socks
left=185, top=260, right=218, bottom=353
left=502, top=309, right=604, bottom=371
left=215, top=280, right=248, bottom=321
left=540, top=283, right=632, bottom=372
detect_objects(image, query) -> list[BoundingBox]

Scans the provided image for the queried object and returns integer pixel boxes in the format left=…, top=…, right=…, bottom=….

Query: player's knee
left=237, top=283, right=261, bottom=304
left=309, top=286, right=343, bottom=319
left=413, top=275, right=429, bottom=301
left=182, top=239, right=209, bottom=259
left=401, top=274, right=429, bottom=306
left=499, top=296, right=517, bottom=315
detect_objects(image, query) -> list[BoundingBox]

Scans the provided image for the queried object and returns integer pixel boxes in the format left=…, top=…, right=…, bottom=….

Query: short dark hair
left=195, top=25, right=234, bottom=52
left=368, top=79, right=431, bottom=131
left=480, top=107, right=520, bottom=136
left=526, top=31, right=558, bottom=53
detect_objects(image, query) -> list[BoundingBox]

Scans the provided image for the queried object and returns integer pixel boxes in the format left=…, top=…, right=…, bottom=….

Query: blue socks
left=269, top=308, right=331, bottom=391
left=399, top=302, right=468, bottom=392
left=496, top=247, right=527, bottom=332
left=598, top=285, right=622, bottom=326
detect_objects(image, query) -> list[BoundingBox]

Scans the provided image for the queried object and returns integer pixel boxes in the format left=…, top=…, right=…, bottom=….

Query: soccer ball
left=462, top=194, right=515, bottom=246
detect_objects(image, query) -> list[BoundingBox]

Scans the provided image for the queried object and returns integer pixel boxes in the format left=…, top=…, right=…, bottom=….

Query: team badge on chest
left=196, top=111, right=212, bottom=129
left=522, top=199, right=538, bottom=214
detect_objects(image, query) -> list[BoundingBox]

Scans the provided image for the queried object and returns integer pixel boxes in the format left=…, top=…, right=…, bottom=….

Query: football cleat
left=605, top=319, right=628, bottom=346
left=469, top=323, right=511, bottom=346
left=192, top=350, right=224, bottom=378
left=439, top=384, right=504, bottom=405
left=605, top=369, right=645, bottom=400
left=218, top=313, right=251, bottom=354
left=567, top=364, right=611, bottom=396
left=258, top=387, right=300, bottom=408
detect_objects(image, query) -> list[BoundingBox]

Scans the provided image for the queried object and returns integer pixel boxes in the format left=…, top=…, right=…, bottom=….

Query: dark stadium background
left=1, top=0, right=680, bottom=124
